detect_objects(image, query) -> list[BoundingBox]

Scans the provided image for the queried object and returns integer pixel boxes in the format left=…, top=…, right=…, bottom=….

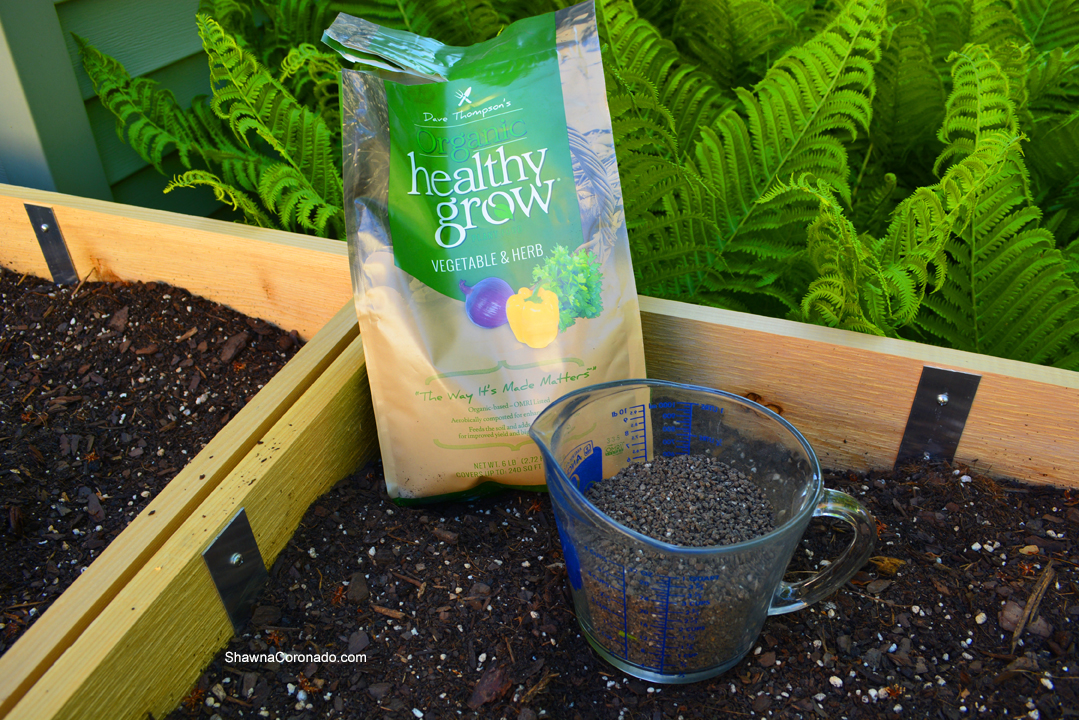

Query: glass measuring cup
left=529, top=379, right=876, bottom=683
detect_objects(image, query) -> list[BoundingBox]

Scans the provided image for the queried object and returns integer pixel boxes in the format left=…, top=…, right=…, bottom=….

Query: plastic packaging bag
left=325, top=1, right=645, bottom=500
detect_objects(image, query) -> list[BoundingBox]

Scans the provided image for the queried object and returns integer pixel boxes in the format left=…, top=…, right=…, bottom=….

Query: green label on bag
left=385, top=14, right=583, bottom=300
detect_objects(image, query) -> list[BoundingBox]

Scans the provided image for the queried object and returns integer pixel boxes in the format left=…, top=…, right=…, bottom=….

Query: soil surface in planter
left=0, top=267, right=302, bottom=650
left=3, top=267, right=1076, bottom=719
left=171, top=468, right=1077, bottom=719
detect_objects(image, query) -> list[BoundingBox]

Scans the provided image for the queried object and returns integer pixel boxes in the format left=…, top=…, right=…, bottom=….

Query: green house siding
left=58, top=0, right=204, bottom=102
left=0, top=0, right=221, bottom=217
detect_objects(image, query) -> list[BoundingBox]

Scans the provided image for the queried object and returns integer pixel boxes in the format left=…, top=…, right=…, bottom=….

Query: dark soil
left=2, top=266, right=1076, bottom=719
left=0, top=266, right=302, bottom=651
left=166, top=462, right=1076, bottom=720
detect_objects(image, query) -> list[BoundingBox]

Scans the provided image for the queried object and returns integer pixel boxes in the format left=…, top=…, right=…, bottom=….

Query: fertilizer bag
left=324, top=1, right=645, bottom=500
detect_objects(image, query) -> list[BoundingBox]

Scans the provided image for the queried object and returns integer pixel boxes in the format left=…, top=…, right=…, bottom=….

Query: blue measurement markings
left=648, top=401, right=724, bottom=457
left=613, top=404, right=648, bottom=462
left=583, top=545, right=710, bottom=673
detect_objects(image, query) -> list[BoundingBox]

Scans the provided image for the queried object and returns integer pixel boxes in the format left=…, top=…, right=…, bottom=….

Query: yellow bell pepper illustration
left=505, top=286, right=560, bottom=348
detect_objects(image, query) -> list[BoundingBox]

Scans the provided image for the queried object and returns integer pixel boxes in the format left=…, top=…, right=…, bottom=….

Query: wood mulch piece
left=2, top=265, right=1076, bottom=719
left=0, top=266, right=301, bottom=651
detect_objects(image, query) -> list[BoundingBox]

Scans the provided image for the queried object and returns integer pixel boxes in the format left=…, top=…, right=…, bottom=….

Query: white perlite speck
left=829, top=676, right=843, bottom=688
left=975, top=612, right=987, bottom=624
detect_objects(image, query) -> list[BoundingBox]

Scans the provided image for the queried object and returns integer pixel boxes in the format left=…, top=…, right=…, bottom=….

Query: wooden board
left=4, top=319, right=375, bottom=720
left=640, top=296, right=1079, bottom=488
left=0, top=301, right=360, bottom=718
left=0, top=184, right=352, bottom=339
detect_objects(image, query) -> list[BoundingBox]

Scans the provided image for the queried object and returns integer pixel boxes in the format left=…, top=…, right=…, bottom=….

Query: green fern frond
left=928, top=0, right=1030, bottom=81
left=75, top=35, right=201, bottom=173
left=1029, top=114, right=1079, bottom=187
left=399, top=0, right=504, bottom=45
left=631, top=0, right=679, bottom=35
left=689, top=0, right=884, bottom=306
left=1014, top=0, right=1079, bottom=51
left=618, top=148, right=722, bottom=299
left=668, top=0, right=738, bottom=91
left=184, top=95, right=271, bottom=193
left=876, top=185, right=950, bottom=298
left=257, top=162, right=343, bottom=234
left=480, top=0, right=568, bottom=25
left=1026, top=45, right=1079, bottom=123
left=928, top=0, right=971, bottom=75
left=600, top=0, right=729, bottom=156
left=166, top=169, right=279, bottom=229
left=198, top=0, right=253, bottom=28
left=794, top=0, right=844, bottom=39
left=789, top=178, right=889, bottom=335
left=279, top=43, right=342, bottom=129
left=915, top=152, right=1079, bottom=368
left=970, top=0, right=1028, bottom=49
left=871, top=4, right=945, bottom=156
left=934, top=44, right=1018, bottom=173
left=260, top=0, right=335, bottom=47
left=1042, top=173, right=1079, bottom=246
left=851, top=170, right=899, bottom=236
left=197, top=14, right=342, bottom=206
left=912, top=46, right=1079, bottom=369
left=251, top=0, right=344, bottom=69
left=1064, top=236, right=1079, bottom=280
left=791, top=172, right=947, bottom=335
left=669, top=0, right=798, bottom=91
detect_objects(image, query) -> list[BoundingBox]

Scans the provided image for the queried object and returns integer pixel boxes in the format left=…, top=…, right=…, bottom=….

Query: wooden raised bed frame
left=1, top=183, right=1077, bottom=720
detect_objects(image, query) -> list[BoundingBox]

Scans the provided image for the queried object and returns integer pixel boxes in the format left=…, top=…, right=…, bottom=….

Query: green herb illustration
left=532, top=246, right=604, bottom=332
left=78, top=0, right=1079, bottom=370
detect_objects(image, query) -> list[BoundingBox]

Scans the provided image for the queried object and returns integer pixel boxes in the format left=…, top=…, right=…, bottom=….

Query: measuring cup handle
left=768, top=488, right=876, bottom=615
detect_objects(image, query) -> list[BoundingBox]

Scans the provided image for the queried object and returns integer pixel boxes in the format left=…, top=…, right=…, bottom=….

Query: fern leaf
left=789, top=178, right=889, bottom=335
left=197, top=14, right=342, bottom=210
left=928, top=0, right=971, bottom=75
left=669, top=0, right=797, bottom=91
left=1026, top=45, right=1079, bottom=123
left=929, top=0, right=1029, bottom=80
left=1014, top=0, right=1079, bottom=51
left=871, top=4, right=945, bottom=157
left=75, top=35, right=200, bottom=173
left=258, top=163, right=343, bottom=235
left=632, top=0, right=680, bottom=35
left=600, top=0, right=729, bottom=157
left=851, top=170, right=899, bottom=238
left=198, top=0, right=253, bottom=33
left=187, top=95, right=270, bottom=193
left=789, top=173, right=947, bottom=335
left=934, top=45, right=1017, bottom=172
left=1042, top=173, right=1079, bottom=247
left=688, top=0, right=884, bottom=306
left=279, top=43, right=343, bottom=130
left=1064, top=236, right=1079, bottom=280
left=913, top=45, right=1079, bottom=369
left=970, top=0, right=1028, bottom=49
left=1025, top=46, right=1079, bottom=198
left=382, top=0, right=505, bottom=45
left=166, top=169, right=280, bottom=229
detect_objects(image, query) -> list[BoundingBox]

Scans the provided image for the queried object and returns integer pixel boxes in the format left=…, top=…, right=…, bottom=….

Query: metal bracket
left=25, top=204, right=78, bottom=285
left=894, top=366, right=981, bottom=468
left=202, top=508, right=268, bottom=633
